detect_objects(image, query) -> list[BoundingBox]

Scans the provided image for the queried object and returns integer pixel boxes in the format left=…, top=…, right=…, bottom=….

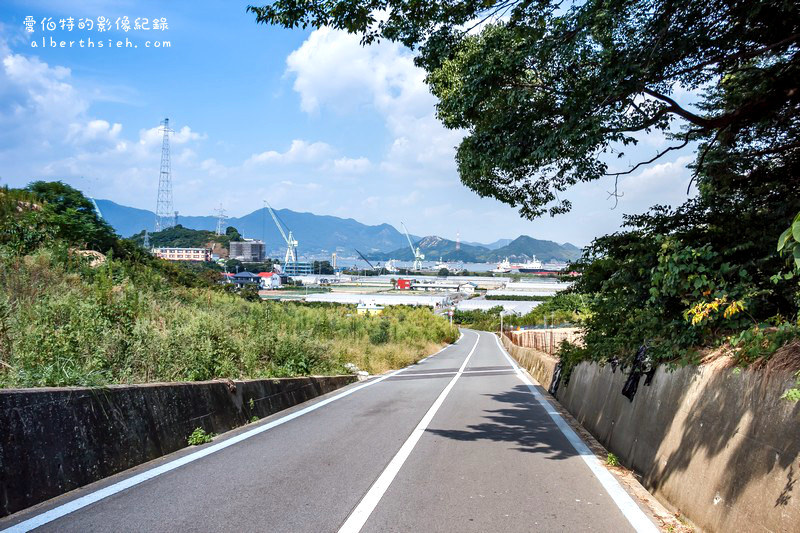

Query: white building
left=257, top=272, right=281, bottom=289
left=152, top=247, right=211, bottom=262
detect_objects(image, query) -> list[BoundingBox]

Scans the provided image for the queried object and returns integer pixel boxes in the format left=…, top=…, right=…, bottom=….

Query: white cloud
left=66, top=119, right=122, bottom=145
left=245, top=139, right=334, bottom=166
left=331, top=156, right=371, bottom=174
left=619, top=154, right=695, bottom=203
left=0, top=45, right=87, bottom=150
left=286, top=27, right=430, bottom=117
left=286, top=27, right=464, bottom=177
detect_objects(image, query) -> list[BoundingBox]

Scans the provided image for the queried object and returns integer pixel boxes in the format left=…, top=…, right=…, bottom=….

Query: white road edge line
left=493, top=333, right=659, bottom=533
left=338, top=331, right=481, bottom=533
left=1, top=337, right=466, bottom=533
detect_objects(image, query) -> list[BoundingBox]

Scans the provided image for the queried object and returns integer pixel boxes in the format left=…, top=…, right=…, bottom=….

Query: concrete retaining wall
left=0, top=375, right=356, bottom=517
left=500, top=333, right=800, bottom=532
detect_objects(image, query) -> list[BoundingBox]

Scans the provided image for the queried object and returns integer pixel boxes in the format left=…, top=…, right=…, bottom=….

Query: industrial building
left=229, top=240, right=265, bottom=262
left=282, top=261, right=313, bottom=276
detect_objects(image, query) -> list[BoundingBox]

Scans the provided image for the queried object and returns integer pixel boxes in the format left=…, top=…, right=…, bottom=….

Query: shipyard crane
left=265, top=201, right=298, bottom=264
left=354, top=249, right=376, bottom=271
left=401, top=222, right=425, bottom=271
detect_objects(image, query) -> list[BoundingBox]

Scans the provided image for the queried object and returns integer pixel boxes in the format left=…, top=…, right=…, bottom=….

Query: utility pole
left=154, top=118, right=174, bottom=232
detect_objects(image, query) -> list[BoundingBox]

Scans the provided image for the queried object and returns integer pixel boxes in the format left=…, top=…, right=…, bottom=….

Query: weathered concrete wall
left=0, top=375, right=355, bottom=517
left=499, top=333, right=800, bottom=532
left=555, top=363, right=800, bottom=532
left=500, top=334, right=558, bottom=390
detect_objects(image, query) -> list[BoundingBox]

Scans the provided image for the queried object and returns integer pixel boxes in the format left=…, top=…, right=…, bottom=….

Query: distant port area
left=258, top=273, right=571, bottom=316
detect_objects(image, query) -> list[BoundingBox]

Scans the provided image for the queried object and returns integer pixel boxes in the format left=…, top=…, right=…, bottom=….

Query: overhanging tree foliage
left=250, top=0, right=800, bottom=366
left=249, top=0, right=799, bottom=217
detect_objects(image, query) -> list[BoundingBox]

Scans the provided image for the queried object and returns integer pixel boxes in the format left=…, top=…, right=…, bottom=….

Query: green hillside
left=128, top=225, right=241, bottom=250
left=370, top=234, right=581, bottom=263
left=0, top=181, right=457, bottom=388
left=488, top=236, right=582, bottom=262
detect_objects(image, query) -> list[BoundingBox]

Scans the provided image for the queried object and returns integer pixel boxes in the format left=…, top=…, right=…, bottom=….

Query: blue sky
left=0, top=0, right=697, bottom=246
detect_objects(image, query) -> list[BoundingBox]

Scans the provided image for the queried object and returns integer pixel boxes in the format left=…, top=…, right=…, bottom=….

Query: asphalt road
left=1, top=330, right=657, bottom=532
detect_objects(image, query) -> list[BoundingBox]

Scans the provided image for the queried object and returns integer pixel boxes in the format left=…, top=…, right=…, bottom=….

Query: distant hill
left=370, top=235, right=582, bottom=263
left=491, top=236, right=582, bottom=263
left=128, top=225, right=233, bottom=250
left=95, top=199, right=414, bottom=255
left=95, top=198, right=582, bottom=261
left=373, top=236, right=490, bottom=262
left=463, top=238, right=512, bottom=250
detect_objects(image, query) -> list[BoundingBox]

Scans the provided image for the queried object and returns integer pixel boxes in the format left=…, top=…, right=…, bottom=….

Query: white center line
left=338, top=331, right=481, bottom=533
left=0, top=339, right=465, bottom=533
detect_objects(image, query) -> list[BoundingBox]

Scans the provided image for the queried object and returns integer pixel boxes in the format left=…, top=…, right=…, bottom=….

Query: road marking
left=0, top=339, right=466, bottom=533
left=388, top=368, right=515, bottom=378
left=339, top=332, right=481, bottom=533
left=493, top=333, right=659, bottom=533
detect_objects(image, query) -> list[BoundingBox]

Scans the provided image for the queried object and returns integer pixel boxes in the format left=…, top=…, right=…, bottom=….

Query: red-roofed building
left=257, top=271, right=281, bottom=289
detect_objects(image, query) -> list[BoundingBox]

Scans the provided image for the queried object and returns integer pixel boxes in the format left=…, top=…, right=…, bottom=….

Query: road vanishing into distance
left=1, top=330, right=659, bottom=532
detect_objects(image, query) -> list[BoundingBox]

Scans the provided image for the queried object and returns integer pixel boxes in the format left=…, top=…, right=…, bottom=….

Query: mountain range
left=95, top=199, right=581, bottom=262
left=96, top=199, right=412, bottom=255
left=368, top=235, right=582, bottom=263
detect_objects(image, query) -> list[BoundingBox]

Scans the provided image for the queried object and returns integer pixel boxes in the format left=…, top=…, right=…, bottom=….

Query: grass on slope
left=0, top=248, right=458, bottom=388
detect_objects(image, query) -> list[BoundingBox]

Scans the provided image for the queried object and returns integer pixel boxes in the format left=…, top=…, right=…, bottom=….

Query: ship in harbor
left=431, top=258, right=464, bottom=274
left=512, top=256, right=543, bottom=273
left=491, top=258, right=512, bottom=273
left=492, top=256, right=544, bottom=273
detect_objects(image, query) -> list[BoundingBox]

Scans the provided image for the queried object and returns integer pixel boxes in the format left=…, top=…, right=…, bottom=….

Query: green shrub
left=783, top=372, right=800, bottom=402
left=187, top=427, right=215, bottom=445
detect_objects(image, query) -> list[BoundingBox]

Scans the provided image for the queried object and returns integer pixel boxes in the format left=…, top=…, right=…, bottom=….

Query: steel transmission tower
left=215, top=204, right=227, bottom=236
left=154, top=118, right=174, bottom=232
